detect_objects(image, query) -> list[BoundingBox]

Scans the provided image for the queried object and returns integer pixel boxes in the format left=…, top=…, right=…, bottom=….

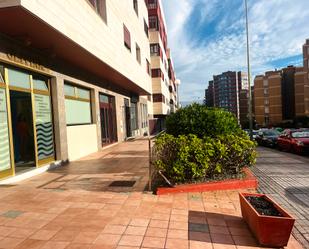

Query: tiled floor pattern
left=253, top=147, right=309, bottom=248
left=0, top=140, right=304, bottom=249
left=0, top=187, right=303, bottom=248
left=40, top=139, right=150, bottom=193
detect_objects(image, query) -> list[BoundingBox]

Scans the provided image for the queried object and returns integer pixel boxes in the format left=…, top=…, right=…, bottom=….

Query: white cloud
left=162, top=0, right=309, bottom=102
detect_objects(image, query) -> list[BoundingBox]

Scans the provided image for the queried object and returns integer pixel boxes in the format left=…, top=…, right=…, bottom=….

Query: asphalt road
left=252, top=146, right=309, bottom=248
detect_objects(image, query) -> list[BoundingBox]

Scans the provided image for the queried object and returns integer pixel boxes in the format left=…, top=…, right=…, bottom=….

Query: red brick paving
left=0, top=140, right=303, bottom=248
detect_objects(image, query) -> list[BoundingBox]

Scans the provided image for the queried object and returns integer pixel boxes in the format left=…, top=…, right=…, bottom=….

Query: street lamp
left=244, top=0, right=253, bottom=140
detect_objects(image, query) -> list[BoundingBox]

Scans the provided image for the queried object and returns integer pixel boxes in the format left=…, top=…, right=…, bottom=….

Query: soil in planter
left=245, top=196, right=283, bottom=217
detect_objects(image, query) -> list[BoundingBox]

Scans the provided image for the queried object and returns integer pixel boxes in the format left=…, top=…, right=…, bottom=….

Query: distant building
left=204, top=71, right=248, bottom=125
left=239, top=89, right=249, bottom=127
left=303, top=39, right=309, bottom=116
left=145, top=0, right=180, bottom=133
left=205, top=80, right=214, bottom=107
left=254, top=39, right=309, bottom=127
left=254, top=69, right=309, bottom=128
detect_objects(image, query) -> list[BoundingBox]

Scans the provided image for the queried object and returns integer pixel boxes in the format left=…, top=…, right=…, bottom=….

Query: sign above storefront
left=5, top=53, right=50, bottom=74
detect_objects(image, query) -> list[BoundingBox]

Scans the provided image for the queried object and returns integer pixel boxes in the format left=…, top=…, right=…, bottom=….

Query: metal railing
left=148, top=130, right=165, bottom=191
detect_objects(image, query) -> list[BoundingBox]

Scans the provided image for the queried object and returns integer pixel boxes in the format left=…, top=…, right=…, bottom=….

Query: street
left=252, top=147, right=309, bottom=248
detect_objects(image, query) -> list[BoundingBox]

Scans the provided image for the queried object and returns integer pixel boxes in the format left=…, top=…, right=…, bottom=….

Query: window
left=136, top=43, right=141, bottom=64
left=130, top=102, right=138, bottom=130
left=64, top=82, right=92, bottom=125
left=147, top=0, right=157, bottom=9
left=7, top=68, right=30, bottom=89
left=33, top=76, right=49, bottom=91
left=133, top=0, right=138, bottom=15
left=144, top=19, right=149, bottom=37
left=153, top=93, right=165, bottom=103
left=88, top=0, right=107, bottom=22
left=123, top=24, right=131, bottom=51
left=141, top=103, right=148, bottom=128
left=0, top=65, right=4, bottom=82
left=263, top=88, right=269, bottom=95
left=150, top=43, right=159, bottom=56
left=263, top=80, right=268, bottom=87
left=146, top=59, right=151, bottom=75
left=149, top=16, right=158, bottom=30
left=151, top=68, right=161, bottom=78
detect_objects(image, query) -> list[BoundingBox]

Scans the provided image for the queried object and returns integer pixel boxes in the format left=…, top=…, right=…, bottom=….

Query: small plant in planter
left=239, top=193, right=295, bottom=247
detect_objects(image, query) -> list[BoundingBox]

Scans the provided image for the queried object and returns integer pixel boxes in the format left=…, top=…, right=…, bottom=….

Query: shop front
left=0, top=64, right=55, bottom=180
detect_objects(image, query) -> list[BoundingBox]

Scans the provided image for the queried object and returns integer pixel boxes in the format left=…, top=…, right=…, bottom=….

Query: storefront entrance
left=0, top=65, right=55, bottom=180
left=99, top=93, right=117, bottom=146
left=10, top=91, right=35, bottom=172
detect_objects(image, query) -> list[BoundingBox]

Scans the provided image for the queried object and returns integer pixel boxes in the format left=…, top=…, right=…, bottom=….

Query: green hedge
left=153, top=133, right=257, bottom=184
left=166, top=103, right=242, bottom=138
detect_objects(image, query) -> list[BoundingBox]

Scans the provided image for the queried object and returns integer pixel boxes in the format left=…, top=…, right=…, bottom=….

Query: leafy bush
left=166, top=103, right=242, bottom=138
left=153, top=133, right=257, bottom=184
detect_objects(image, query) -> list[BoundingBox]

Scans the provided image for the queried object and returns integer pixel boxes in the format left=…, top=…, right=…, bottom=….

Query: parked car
left=277, top=129, right=309, bottom=154
left=243, top=129, right=259, bottom=140
left=252, top=130, right=259, bottom=140
left=256, top=129, right=281, bottom=147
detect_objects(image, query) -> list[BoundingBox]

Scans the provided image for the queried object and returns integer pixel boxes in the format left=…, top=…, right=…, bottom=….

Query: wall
left=66, top=124, right=98, bottom=161
left=295, top=71, right=306, bottom=116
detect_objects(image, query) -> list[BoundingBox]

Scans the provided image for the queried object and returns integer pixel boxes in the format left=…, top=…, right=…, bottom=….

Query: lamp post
left=244, top=0, right=253, bottom=140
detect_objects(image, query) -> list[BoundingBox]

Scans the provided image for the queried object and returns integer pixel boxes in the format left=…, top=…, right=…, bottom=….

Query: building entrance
left=0, top=65, right=55, bottom=180
left=10, top=90, right=35, bottom=172
left=99, top=94, right=117, bottom=146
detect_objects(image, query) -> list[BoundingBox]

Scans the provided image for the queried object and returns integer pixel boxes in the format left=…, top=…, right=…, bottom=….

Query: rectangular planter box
left=239, top=193, right=295, bottom=247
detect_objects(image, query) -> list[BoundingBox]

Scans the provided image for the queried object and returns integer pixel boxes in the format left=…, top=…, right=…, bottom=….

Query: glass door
left=99, top=94, right=117, bottom=146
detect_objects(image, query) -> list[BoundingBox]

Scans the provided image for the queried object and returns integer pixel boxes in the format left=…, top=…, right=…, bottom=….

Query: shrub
left=153, top=133, right=256, bottom=184
left=165, top=103, right=242, bottom=138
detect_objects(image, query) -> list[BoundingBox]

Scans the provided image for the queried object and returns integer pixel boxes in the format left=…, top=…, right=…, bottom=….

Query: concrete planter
left=239, top=192, right=295, bottom=247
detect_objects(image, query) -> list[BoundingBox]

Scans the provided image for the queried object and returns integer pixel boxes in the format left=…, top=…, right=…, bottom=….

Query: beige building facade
left=0, top=0, right=155, bottom=181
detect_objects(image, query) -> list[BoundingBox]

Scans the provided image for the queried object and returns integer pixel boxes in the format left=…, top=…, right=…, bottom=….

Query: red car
left=277, top=129, right=309, bottom=154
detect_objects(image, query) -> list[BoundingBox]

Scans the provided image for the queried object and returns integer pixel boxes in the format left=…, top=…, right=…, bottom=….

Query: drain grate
left=109, top=181, right=136, bottom=187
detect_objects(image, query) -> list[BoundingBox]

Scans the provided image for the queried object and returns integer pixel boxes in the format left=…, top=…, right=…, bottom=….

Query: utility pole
left=245, top=0, right=253, bottom=140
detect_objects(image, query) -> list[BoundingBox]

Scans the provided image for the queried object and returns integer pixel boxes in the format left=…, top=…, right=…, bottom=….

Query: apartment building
left=0, top=0, right=154, bottom=181
left=254, top=67, right=308, bottom=126
left=146, top=0, right=172, bottom=132
left=254, top=40, right=309, bottom=127
left=167, top=49, right=179, bottom=114
left=206, top=71, right=248, bottom=125
left=303, top=39, right=309, bottom=115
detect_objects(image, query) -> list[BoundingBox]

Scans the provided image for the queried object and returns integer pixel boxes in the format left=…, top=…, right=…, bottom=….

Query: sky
left=161, top=0, right=309, bottom=105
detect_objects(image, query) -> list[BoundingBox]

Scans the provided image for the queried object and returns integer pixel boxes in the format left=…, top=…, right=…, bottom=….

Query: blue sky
left=162, top=0, right=309, bottom=105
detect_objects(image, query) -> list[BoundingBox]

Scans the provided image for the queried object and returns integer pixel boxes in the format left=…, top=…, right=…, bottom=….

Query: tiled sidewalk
left=0, top=187, right=302, bottom=249
left=252, top=147, right=309, bottom=248
left=0, top=140, right=304, bottom=249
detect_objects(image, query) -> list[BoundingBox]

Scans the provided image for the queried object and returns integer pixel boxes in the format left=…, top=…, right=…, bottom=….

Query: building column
left=92, top=88, right=101, bottom=150
left=51, top=76, right=68, bottom=161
